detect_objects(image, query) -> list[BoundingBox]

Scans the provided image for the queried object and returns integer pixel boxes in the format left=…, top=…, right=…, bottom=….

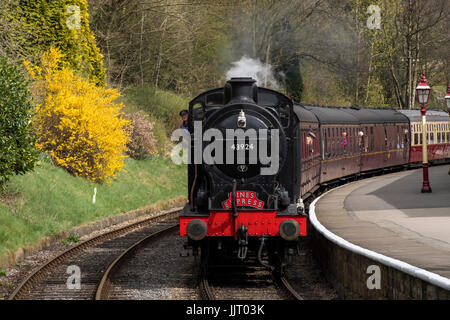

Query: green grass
left=122, top=86, right=189, bottom=129
left=120, top=86, right=190, bottom=155
left=0, top=157, right=187, bottom=260
left=61, top=235, right=80, bottom=245
left=0, top=281, right=13, bottom=287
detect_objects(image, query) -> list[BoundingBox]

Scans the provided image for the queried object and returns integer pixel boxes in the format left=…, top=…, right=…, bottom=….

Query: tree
left=281, top=56, right=303, bottom=101
left=355, top=0, right=448, bottom=109
left=88, top=0, right=233, bottom=93
left=0, top=58, right=37, bottom=187
left=19, top=0, right=106, bottom=85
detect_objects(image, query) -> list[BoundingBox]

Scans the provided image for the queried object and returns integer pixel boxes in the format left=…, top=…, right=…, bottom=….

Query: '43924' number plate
left=230, top=143, right=254, bottom=151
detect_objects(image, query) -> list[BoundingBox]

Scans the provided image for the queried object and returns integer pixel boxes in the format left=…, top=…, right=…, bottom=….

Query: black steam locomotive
left=180, top=78, right=306, bottom=273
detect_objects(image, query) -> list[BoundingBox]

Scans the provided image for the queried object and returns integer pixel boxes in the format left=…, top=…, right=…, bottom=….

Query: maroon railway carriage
left=294, top=105, right=411, bottom=186
left=293, top=104, right=321, bottom=198
left=398, top=110, right=450, bottom=164
left=305, top=105, right=361, bottom=184
left=341, top=108, right=410, bottom=172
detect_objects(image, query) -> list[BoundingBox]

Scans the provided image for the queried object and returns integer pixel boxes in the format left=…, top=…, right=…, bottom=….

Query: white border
left=309, top=186, right=450, bottom=291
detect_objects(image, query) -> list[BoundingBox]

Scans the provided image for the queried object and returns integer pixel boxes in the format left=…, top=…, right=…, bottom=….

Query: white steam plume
left=226, top=56, right=279, bottom=89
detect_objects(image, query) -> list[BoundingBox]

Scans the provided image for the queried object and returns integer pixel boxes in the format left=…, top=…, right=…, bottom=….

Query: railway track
left=198, top=257, right=304, bottom=300
left=8, top=205, right=337, bottom=300
left=199, top=273, right=304, bottom=300
left=8, top=208, right=182, bottom=300
left=95, top=223, right=178, bottom=300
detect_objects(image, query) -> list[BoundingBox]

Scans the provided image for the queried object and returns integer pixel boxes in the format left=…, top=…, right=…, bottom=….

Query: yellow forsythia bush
left=25, top=48, right=130, bottom=182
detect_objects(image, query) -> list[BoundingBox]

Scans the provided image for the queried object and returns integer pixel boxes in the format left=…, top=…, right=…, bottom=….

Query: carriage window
left=437, top=132, right=441, bottom=143
left=414, top=134, right=418, bottom=145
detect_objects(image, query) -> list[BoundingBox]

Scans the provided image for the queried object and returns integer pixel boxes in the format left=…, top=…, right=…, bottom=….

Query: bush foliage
left=0, top=58, right=37, bottom=186
left=123, top=86, right=189, bottom=133
left=125, top=111, right=157, bottom=160
left=25, top=48, right=130, bottom=183
left=17, top=0, right=105, bottom=85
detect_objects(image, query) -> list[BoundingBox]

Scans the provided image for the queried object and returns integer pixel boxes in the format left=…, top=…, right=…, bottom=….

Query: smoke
left=226, top=56, right=279, bottom=89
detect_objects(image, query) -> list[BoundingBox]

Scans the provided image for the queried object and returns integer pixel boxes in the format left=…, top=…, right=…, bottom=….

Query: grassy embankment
left=120, top=86, right=190, bottom=154
left=0, top=86, right=189, bottom=263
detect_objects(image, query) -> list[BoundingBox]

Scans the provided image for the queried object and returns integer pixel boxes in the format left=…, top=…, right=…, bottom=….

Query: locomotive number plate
left=230, top=143, right=254, bottom=151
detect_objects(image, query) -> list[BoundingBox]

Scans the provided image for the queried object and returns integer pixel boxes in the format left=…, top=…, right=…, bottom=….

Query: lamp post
left=416, top=71, right=432, bottom=193
left=445, top=85, right=450, bottom=175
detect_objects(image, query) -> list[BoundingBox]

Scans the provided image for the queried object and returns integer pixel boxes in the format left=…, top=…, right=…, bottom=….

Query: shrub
left=18, top=0, right=106, bottom=85
left=0, top=58, right=37, bottom=187
left=123, top=86, right=189, bottom=133
left=125, top=111, right=157, bottom=160
left=25, top=48, right=130, bottom=183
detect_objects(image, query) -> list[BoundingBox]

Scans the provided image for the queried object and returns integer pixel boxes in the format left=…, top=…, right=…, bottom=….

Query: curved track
left=8, top=208, right=182, bottom=300
left=95, top=224, right=179, bottom=300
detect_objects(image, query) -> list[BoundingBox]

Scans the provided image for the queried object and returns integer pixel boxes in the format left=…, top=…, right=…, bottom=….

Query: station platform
left=314, top=165, right=450, bottom=279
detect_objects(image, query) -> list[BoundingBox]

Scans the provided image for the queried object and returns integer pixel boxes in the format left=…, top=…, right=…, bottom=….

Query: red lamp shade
left=445, top=85, right=450, bottom=110
left=416, top=72, right=431, bottom=105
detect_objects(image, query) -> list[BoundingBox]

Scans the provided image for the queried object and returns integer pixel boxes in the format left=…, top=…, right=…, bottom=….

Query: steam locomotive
left=179, top=77, right=450, bottom=273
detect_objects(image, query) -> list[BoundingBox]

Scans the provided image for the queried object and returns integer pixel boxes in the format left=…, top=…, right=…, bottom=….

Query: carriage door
left=357, top=127, right=363, bottom=171
left=403, top=125, right=409, bottom=161
left=384, top=125, right=389, bottom=162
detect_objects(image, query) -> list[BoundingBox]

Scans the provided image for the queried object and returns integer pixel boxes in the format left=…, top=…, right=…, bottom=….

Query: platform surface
left=315, top=165, right=450, bottom=278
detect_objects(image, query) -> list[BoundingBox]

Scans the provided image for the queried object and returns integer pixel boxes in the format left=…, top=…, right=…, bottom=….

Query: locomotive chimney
left=224, top=77, right=258, bottom=104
